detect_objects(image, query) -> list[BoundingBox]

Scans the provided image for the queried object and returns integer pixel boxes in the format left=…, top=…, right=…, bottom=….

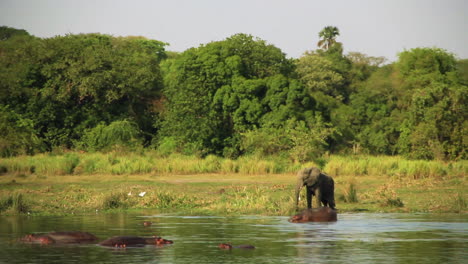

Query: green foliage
left=376, top=184, right=405, bottom=207
left=103, top=192, right=130, bottom=209
left=240, top=116, right=335, bottom=162
left=160, top=33, right=305, bottom=156
left=285, top=117, right=335, bottom=162
left=0, top=106, right=44, bottom=157
left=317, top=26, right=340, bottom=50
left=339, top=181, right=359, bottom=203
left=395, top=48, right=467, bottom=160
left=296, top=51, right=346, bottom=101
left=240, top=126, right=289, bottom=157
left=295, top=45, right=352, bottom=153
left=0, top=26, right=31, bottom=40
left=453, top=193, right=467, bottom=213
left=0, top=27, right=465, bottom=162
left=0, top=31, right=166, bottom=150
left=156, top=137, right=179, bottom=157
left=346, top=65, right=400, bottom=155
left=78, top=120, right=143, bottom=152
left=457, top=59, right=468, bottom=85
left=0, top=193, right=30, bottom=214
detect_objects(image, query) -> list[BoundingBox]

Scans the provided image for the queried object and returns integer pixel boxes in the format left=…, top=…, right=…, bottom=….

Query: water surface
left=0, top=212, right=466, bottom=263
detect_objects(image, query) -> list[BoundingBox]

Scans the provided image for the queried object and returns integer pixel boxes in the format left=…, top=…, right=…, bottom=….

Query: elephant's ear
left=303, top=167, right=321, bottom=186
left=302, top=167, right=313, bottom=176
left=310, top=167, right=321, bottom=177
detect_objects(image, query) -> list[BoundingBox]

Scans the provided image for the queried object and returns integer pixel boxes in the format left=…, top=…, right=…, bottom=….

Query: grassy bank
left=0, top=151, right=466, bottom=177
left=0, top=152, right=466, bottom=215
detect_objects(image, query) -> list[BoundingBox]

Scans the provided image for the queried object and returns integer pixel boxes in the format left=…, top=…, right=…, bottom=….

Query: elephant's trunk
left=294, top=177, right=304, bottom=209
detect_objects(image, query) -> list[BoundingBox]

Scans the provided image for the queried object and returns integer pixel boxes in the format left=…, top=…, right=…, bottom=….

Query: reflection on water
left=0, top=212, right=466, bottom=264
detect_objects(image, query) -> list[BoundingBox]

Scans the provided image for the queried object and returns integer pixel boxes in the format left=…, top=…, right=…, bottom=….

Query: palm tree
left=317, top=26, right=340, bottom=50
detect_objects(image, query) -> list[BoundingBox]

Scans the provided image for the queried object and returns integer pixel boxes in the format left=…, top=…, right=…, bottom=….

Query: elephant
left=99, top=236, right=173, bottom=248
left=294, top=167, right=336, bottom=210
left=289, top=207, right=337, bottom=223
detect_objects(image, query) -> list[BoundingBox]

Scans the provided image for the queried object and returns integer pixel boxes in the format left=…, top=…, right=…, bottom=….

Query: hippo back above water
left=46, top=231, right=98, bottom=243
left=99, top=236, right=173, bottom=248
left=20, top=231, right=98, bottom=244
left=289, top=207, right=338, bottom=223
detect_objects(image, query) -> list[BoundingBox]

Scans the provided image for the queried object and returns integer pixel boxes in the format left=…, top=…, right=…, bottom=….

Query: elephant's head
left=294, top=167, right=322, bottom=208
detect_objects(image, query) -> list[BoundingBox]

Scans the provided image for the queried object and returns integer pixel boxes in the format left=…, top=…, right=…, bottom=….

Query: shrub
left=102, top=192, right=130, bottom=209
left=376, top=184, right=404, bottom=207
left=453, top=193, right=467, bottom=213
left=77, top=120, right=143, bottom=152
left=339, top=181, right=358, bottom=203
left=0, top=193, right=30, bottom=214
left=0, top=106, right=44, bottom=157
left=156, top=137, right=179, bottom=157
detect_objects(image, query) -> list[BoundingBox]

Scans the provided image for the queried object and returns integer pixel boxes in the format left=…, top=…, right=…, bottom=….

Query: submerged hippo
left=20, top=231, right=98, bottom=244
left=20, top=234, right=55, bottom=244
left=218, top=243, right=255, bottom=249
left=289, top=207, right=338, bottom=223
left=46, top=231, right=98, bottom=243
left=99, top=236, right=173, bottom=248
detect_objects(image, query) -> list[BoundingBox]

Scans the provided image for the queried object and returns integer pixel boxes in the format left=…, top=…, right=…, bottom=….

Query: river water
left=0, top=212, right=466, bottom=264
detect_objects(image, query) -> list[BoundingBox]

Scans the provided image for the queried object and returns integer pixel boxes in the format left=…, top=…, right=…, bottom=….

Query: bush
left=0, top=106, right=44, bottom=157
left=156, top=137, right=179, bottom=157
left=102, top=192, right=131, bottom=209
left=0, top=193, right=30, bottom=214
left=77, top=120, right=143, bottom=152
left=339, top=181, right=358, bottom=203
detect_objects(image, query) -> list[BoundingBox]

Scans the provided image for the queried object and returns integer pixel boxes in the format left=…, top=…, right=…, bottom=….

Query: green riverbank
left=1, top=170, right=466, bottom=216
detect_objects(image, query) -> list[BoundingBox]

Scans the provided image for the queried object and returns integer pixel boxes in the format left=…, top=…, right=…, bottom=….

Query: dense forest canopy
left=0, top=26, right=466, bottom=160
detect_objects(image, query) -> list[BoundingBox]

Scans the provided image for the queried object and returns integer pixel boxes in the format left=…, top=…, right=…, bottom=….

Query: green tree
left=240, top=115, right=335, bottom=162
left=77, top=120, right=143, bottom=152
left=160, top=34, right=310, bottom=157
left=333, top=50, right=398, bottom=155
left=317, top=26, right=340, bottom=50
left=0, top=26, right=30, bottom=40
left=0, top=106, right=44, bottom=157
left=296, top=33, right=352, bottom=153
left=395, top=48, right=467, bottom=160
left=0, top=31, right=167, bottom=151
left=456, top=59, right=468, bottom=85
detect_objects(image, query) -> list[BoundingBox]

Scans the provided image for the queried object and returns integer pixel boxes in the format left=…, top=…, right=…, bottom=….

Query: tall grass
left=339, top=181, right=359, bottom=203
left=0, top=193, right=30, bottom=213
left=325, top=155, right=466, bottom=178
left=0, top=152, right=465, bottom=178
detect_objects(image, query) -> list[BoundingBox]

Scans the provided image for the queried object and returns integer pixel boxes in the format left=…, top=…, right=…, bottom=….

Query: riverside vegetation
left=0, top=26, right=466, bottom=215
left=0, top=152, right=466, bottom=215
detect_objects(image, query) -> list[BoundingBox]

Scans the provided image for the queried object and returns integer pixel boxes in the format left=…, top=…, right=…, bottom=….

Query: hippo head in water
left=219, top=243, right=255, bottom=249
left=289, top=207, right=338, bottom=223
left=219, top=243, right=233, bottom=249
left=146, top=236, right=174, bottom=245
left=20, top=234, right=55, bottom=244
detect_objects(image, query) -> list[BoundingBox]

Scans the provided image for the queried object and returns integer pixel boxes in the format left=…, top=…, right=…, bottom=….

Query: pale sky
left=1, top=0, right=467, bottom=62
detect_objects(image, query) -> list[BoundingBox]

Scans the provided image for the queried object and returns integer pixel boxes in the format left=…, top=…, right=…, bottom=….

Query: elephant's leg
left=314, top=188, right=322, bottom=208
left=322, top=199, right=329, bottom=207
left=306, top=187, right=313, bottom=209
